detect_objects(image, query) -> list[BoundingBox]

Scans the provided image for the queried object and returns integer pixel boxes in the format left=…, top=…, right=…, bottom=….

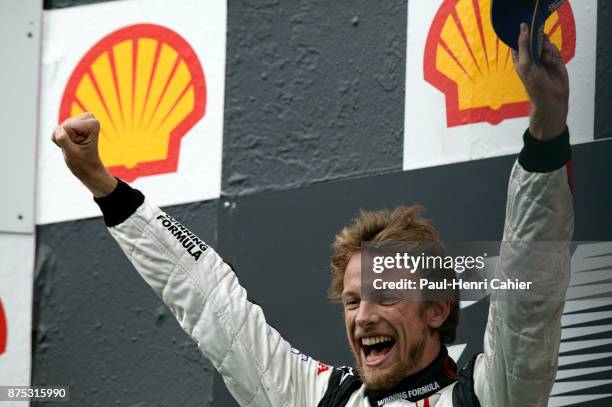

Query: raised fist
left=52, top=112, right=117, bottom=197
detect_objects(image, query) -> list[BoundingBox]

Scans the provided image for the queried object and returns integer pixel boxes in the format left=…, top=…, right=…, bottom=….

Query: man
left=52, top=24, right=573, bottom=406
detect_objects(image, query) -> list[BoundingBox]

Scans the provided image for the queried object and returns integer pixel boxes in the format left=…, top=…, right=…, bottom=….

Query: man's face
left=342, top=252, right=434, bottom=390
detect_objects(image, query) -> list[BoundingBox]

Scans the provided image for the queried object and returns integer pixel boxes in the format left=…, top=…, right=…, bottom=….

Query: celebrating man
left=52, top=23, right=573, bottom=406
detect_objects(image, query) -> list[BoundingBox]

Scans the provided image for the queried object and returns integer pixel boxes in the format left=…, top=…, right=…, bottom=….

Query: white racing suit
left=94, top=129, right=574, bottom=406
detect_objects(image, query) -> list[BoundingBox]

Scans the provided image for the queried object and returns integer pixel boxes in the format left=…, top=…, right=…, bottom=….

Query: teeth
left=361, top=336, right=393, bottom=346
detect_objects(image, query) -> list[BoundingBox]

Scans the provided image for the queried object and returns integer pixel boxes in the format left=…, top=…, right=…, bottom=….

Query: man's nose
left=355, top=301, right=379, bottom=327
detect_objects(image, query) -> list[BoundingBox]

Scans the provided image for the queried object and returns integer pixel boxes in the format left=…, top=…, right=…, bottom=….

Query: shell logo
left=424, top=0, right=575, bottom=127
left=0, top=298, right=6, bottom=356
left=60, top=24, right=206, bottom=181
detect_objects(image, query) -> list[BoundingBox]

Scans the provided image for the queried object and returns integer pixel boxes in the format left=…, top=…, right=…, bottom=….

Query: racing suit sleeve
left=474, top=128, right=574, bottom=406
left=94, top=184, right=333, bottom=406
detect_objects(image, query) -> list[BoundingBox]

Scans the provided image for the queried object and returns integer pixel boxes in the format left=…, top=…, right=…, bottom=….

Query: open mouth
left=360, top=335, right=396, bottom=366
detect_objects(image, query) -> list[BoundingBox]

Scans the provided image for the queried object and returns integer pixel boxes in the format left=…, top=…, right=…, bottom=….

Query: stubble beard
left=354, top=333, right=427, bottom=391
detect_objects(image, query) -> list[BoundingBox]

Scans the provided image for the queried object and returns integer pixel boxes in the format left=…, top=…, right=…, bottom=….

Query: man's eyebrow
left=341, top=290, right=358, bottom=299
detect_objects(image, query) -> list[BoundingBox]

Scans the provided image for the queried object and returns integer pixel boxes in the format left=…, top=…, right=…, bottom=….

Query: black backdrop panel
left=595, top=1, right=612, bottom=140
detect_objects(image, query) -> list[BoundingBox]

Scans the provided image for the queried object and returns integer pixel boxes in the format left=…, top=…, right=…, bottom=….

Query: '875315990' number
left=2, top=386, right=69, bottom=401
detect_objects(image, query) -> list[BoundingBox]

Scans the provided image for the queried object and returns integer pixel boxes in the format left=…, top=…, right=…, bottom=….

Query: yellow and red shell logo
left=60, top=24, right=206, bottom=182
left=0, top=299, right=6, bottom=356
left=424, top=0, right=575, bottom=127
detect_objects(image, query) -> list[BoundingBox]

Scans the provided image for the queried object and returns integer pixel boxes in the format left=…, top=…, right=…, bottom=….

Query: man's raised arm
left=51, top=114, right=333, bottom=407
left=474, top=24, right=574, bottom=406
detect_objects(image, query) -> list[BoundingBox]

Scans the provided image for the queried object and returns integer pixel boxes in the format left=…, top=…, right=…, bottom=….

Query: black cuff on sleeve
left=518, top=127, right=571, bottom=173
left=94, top=178, right=145, bottom=227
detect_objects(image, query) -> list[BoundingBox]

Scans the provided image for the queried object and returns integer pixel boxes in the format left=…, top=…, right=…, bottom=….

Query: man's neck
left=405, top=337, right=441, bottom=377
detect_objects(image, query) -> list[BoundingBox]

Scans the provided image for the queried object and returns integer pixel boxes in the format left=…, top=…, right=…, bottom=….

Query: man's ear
left=426, top=301, right=451, bottom=329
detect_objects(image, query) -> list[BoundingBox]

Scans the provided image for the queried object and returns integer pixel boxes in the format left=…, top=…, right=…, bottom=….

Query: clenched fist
left=52, top=112, right=117, bottom=197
